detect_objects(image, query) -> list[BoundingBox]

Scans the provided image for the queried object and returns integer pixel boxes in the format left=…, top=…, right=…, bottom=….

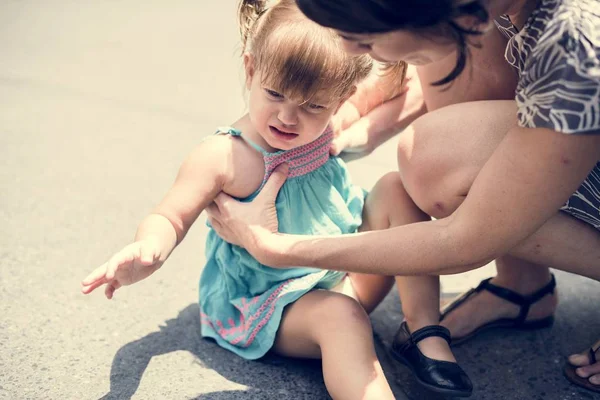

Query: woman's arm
left=211, top=127, right=600, bottom=276
left=330, top=26, right=517, bottom=158
left=330, top=65, right=427, bottom=157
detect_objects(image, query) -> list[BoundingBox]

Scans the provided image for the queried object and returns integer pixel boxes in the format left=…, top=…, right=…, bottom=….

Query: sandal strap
left=591, top=347, right=598, bottom=365
left=440, top=288, right=478, bottom=319
left=525, top=274, right=557, bottom=303
left=410, top=325, right=452, bottom=346
left=480, top=274, right=556, bottom=324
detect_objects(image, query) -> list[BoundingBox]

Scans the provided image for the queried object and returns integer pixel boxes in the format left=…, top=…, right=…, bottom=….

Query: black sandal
left=440, top=274, right=556, bottom=345
left=564, top=343, right=600, bottom=393
left=390, top=322, right=473, bottom=397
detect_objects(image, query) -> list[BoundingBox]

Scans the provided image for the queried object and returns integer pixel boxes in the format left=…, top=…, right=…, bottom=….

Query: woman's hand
left=330, top=64, right=426, bottom=158
left=206, top=164, right=289, bottom=263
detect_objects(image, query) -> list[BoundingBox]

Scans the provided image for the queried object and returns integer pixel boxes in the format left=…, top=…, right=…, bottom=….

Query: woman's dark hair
left=295, top=0, right=489, bottom=86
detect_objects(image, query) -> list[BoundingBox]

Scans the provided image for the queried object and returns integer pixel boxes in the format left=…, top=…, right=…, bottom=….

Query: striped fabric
left=495, top=0, right=600, bottom=229
left=263, top=128, right=333, bottom=180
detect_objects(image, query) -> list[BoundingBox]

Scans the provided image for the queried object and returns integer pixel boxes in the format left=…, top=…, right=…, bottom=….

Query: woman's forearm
left=363, top=89, right=427, bottom=149
left=267, top=128, right=600, bottom=277
left=271, top=217, right=491, bottom=276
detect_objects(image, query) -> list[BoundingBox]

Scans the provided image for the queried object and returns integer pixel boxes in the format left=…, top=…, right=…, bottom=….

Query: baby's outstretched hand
left=81, top=238, right=163, bottom=299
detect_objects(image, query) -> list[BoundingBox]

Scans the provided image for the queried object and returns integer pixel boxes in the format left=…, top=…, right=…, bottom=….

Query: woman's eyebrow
left=338, top=34, right=364, bottom=42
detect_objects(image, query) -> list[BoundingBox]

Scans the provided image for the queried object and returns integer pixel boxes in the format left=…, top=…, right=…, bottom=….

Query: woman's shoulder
left=518, top=0, right=598, bottom=60
left=513, top=0, right=600, bottom=133
left=533, top=0, right=598, bottom=51
left=508, top=0, right=598, bottom=63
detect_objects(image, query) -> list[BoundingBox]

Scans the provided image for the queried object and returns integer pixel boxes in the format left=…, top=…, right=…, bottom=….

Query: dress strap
left=215, top=126, right=269, bottom=156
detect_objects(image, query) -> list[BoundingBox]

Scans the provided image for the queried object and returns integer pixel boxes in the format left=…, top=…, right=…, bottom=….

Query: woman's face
left=336, top=29, right=457, bottom=65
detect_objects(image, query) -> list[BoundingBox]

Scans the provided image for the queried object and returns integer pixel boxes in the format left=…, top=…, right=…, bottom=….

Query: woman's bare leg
left=396, top=101, right=566, bottom=336
left=402, top=27, right=600, bottom=386
left=273, top=291, right=394, bottom=400
left=368, top=27, right=522, bottom=362
left=442, top=256, right=558, bottom=340
left=397, top=100, right=599, bottom=364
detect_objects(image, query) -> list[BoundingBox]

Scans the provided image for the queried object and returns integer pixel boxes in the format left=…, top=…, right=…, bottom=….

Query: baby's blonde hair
left=239, top=0, right=374, bottom=105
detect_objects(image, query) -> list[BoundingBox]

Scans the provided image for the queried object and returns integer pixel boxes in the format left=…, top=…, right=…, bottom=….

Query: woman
left=207, top=0, right=600, bottom=395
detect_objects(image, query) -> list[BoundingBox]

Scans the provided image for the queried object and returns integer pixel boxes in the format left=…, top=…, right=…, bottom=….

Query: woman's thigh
left=398, top=100, right=518, bottom=218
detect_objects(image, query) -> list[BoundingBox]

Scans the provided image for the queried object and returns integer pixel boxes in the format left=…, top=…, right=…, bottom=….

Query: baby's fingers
left=105, top=245, right=138, bottom=280
left=105, top=281, right=122, bottom=300
left=81, top=263, right=109, bottom=290
left=81, top=277, right=108, bottom=294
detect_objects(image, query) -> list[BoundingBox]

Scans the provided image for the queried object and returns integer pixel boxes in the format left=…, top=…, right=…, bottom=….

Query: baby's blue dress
left=200, top=126, right=366, bottom=360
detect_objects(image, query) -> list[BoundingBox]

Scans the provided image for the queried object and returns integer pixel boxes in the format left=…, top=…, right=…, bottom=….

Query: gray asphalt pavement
left=1, top=2, right=599, bottom=399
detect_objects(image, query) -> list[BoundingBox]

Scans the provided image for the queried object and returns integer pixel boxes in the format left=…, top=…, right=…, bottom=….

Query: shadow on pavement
left=98, top=303, right=410, bottom=400
left=98, top=274, right=600, bottom=400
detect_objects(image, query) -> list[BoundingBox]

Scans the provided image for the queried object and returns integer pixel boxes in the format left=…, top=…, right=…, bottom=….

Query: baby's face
left=246, top=70, right=342, bottom=152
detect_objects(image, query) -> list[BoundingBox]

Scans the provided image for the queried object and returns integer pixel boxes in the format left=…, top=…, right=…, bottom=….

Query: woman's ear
left=334, top=86, right=357, bottom=114
left=243, top=53, right=255, bottom=90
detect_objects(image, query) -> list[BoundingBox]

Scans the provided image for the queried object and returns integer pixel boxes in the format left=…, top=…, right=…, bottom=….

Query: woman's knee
left=396, top=103, right=514, bottom=218
left=397, top=118, right=462, bottom=218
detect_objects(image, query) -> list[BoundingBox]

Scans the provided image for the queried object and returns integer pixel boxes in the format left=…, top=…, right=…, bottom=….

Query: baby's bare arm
left=151, top=136, right=235, bottom=245
left=81, top=135, right=239, bottom=298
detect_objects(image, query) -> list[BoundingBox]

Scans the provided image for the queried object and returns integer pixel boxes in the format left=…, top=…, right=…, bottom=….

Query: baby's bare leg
left=273, top=290, right=394, bottom=400
left=361, top=172, right=457, bottom=362
left=347, top=172, right=430, bottom=313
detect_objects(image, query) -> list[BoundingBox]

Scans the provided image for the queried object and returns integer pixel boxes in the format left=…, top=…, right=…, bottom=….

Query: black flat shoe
left=390, top=322, right=473, bottom=397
